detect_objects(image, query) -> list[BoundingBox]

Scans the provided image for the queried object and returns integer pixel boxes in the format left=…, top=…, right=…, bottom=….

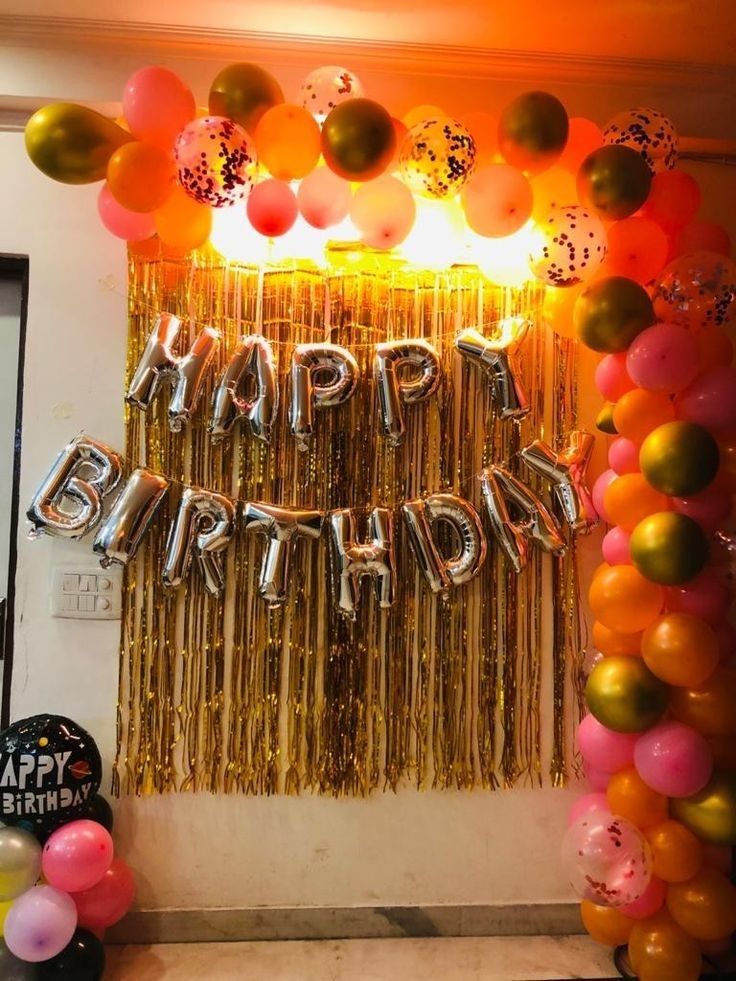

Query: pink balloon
left=567, top=792, right=611, bottom=826
left=246, top=179, right=298, bottom=237
left=4, top=885, right=77, bottom=962
left=619, top=875, right=666, bottom=919
left=350, top=175, right=416, bottom=249
left=584, top=762, right=614, bottom=791
left=664, top=567, right=730, bottom=623
left=602, top=526, right=632, bottom=565
left=42, top=819, right=114, bottom=894
left=73, top=858, right=136, bottom=931
left=461, top=164, right=533, bottom=238
left=122, top=66, right=196, bottom=150
left=297, top=167, right=352, bottom=228
left=672, top=483, right=732, bottom=535
left=98, top=185, right=155, bottom=241
left=592, top=469, right=617, bottom=523
left=595, top=353, right=636, bottom=401
left=626, top=323, right=700, bottom=394
left=634, top=721, right=713, bottom=798
left=608, top=437, right=640, bottom=475
left=676, top=366, right=736, bottom=432
left=579, top=714, right=639, bottom=772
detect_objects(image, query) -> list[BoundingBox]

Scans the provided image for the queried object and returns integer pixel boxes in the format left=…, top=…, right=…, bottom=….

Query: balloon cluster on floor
left=22, top=62, right=730, bottom=284
left=0, top=716, right=135, bottom=980
left=561, top=197, right=736, bottom=973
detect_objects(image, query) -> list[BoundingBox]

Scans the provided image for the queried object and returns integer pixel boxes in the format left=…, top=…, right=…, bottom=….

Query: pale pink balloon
left=297, top=167, right=352, bottom=228
left=4, top=885, right=77, bottom=962
left=461, top=164, right=533, bottom=238
left=595, top=353, right=636, bottom=401
left=608, top=437, right=640, bottom=475
left=98, top=185, right=155, bottom=241
left=561, top=814, right=652, bottom=906
left=626, top=323, right=700, bottom=393
left=664, top=568, right=730, bottom=623
left=42, top=819, right=114, bottom=894
left=672, top=483, right=731, bottom=535
left=634, top=721, right=713, bottom=798
left=122, top=66, right=196, bottom=150
left=584, top=763, right=614, bottom=791
left=619, top=875, right=666, bottom=919
left=350, top=175, right=416, bottom=249
left=246, top=179, right=298, bottom=237
left=676, top=366, right=736, bottom=432
left=567, top=792, right=611, bottom=826
left=592, top=469, right=617, bottom=523
left=602, top=526, right=632, bottom=565
left=579, top=714, right=639, bottom=772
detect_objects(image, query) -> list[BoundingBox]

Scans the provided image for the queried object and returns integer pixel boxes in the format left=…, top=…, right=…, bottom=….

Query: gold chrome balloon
left=574, top=276, right=655, bottom=353
left=498, top=91, right=569, bottom=174
left=577, top=144, right=652, bottom=220
left=25, top=103, right=131, bottom=184
left=596, top=402, right=618, bottom=434
left=585, top=655, right=668, bottom=733
left=671, top=771, right=736, bottom=846
left=209, top=62, right=284, bottom=132
left=640, top=421, right=719, bottom=497
left=630, top=512, right=709, bottom=585
left=321, top=98, right=396, bottom=181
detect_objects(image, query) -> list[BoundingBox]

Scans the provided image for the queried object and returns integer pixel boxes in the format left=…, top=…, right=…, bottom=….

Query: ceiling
left=3, top=0, right=735, bottom=68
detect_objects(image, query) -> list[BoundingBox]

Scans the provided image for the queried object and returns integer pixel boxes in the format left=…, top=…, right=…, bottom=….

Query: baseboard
left=106, top=903, right=583, bottom=945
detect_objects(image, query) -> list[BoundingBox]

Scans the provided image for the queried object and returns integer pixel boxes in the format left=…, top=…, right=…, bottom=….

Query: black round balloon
left=36, top=929, right=105, bottom=981
left=0, top=715, right=102, bottom=838
left=0, top=941, right=36, bottom=981
left=84, top=793, right=114, bottom=833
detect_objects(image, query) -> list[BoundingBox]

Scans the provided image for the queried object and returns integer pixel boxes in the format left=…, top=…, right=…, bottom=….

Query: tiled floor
left=105, top=936, right=618, bottom=980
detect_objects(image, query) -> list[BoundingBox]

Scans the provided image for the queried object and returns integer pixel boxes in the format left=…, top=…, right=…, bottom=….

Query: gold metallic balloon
left=630, top=512, right=709, bottom=585
left=585, top=655, right=668, bottom=733
left=209, top=62, right=284, bottom=132
left=577, top=144, right=652, bottom=220
left=321, top=99, right=396, bottom=181
left=25, top=103, right=131, bottom=184
left=574, top=276, right=655, bottom=353
left=640, top=421, right=719, bottom=497
left=669, top=667, right=736, bottom=737
left=596, top=402, right=618, bottom=434
left=671, top=771, right=736, bottom=846
left=498, top=90, right=569, bottom=174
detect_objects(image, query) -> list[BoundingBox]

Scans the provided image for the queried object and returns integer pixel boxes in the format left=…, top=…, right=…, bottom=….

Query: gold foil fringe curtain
left=114, top=252, right=585, bottom=798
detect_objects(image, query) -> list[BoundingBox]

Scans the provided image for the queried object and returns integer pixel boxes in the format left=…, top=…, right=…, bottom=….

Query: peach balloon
left=350, top=175, right=416, bottom=249
left=297, top=167, right=352, bottom=228
left=603, top=218, right=669, bottom=284
left=462, top=164, right=533, bottom=237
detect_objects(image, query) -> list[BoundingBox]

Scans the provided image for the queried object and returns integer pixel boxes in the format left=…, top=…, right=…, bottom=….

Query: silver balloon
left=126, top=312, right=220, bottom=432
left=209, top=334, right=278, bottom=444
left=521, top=430, right=598, bottom=533
left=244, top=503, right=323, bottom=607
left=0, top=827, right=41, bottom=901
left=374, top=339, right=441, bottom=446
left=93, top=467, right=169, bottom=568
left=455, top=317, right=530, bottom=419
left=328, top=508, right=395, bottom=619
left=403, top=493, right=487, bottom=592
left=289, top=343, right=360, bottom=450
left=26, top=434, right=123, bottom=540
left=163, top=486, right=236, bottom=597
left=480, top=466, right=565, bottom=573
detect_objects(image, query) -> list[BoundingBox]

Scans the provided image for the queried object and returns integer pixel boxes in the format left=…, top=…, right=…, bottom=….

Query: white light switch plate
left=50, top=566, right=122, bottom=620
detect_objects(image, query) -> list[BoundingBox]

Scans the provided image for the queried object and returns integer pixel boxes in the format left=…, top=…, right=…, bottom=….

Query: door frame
left=0, top=254, right=29, bottom=729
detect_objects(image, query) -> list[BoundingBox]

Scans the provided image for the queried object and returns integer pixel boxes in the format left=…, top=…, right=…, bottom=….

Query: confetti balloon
left=653, top=251, right=736, bottom=330
left=296, top=167, right=352, bottom=229
left=175, top=116, right=256, bottom=208
left=461, top=164, right=533, bottom=237
left=208, top=63, right=283, bottom=132
left=350, top=175, right=416, bottom=249
left=561, top=813, right=653, bottom=906
left=498, top=91, right=569, bottom=175
left=577, top=145, right=652, bottom=221
left=603, top=107, right=679, bottom=174
left=254, top=104, right=321, bottom=180
left=399, top=117, right=477, bottom=199
left=299, top=65, right=363, bottom=122
left=246, top=179, right=298, bottom=237
left=528, top=205, right=607, bottom=286
left=322, top=99, right=396, bottom=181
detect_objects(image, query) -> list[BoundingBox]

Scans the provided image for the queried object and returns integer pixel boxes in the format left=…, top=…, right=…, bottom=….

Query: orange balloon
left=543, top=280, right=586, bottom=339
left=604, top=473, right=669, bottom=533
left=581, top=900, right=634, bottom=946
left=669, top=667, right=736, bottom=737
left=707, top=734, right=736, bottom=771
left=531, top=167, right=578, bottom=220
left=127, top=235, right=163, bottom=259
left=613, top=389, right=677, bottom=444
left=601, top=218, right=669, bottom=285
left=592, top=621, right=643, bottom=657
left=254, top=103, right=321, bottom=181
left=666, top=866, right=736, bottom=941
left=557, top=117, right=603, bottom=172
left=388, top=116, right=409, bottom=171
left=154, top=186, right=212, bottom=252
left=402, top=104, right=447, bottom=128
left=628, top=910, right=702, bottom=981
left=697, top=324, right=733, bottom=372
left=641, top=613, right=720, bottom=688
left=589, top=565, right=664, bottom=633
left=107, top=141, right=175, bottom=213
left=607, top=768, right=668, bottom=829
left=644, top=820, right=703, bottom=883
left=458, top=109, right=498, bottom=166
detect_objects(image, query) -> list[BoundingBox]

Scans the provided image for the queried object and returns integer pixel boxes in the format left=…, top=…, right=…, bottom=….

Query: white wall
left=1, top=38, right=733, bottom=913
